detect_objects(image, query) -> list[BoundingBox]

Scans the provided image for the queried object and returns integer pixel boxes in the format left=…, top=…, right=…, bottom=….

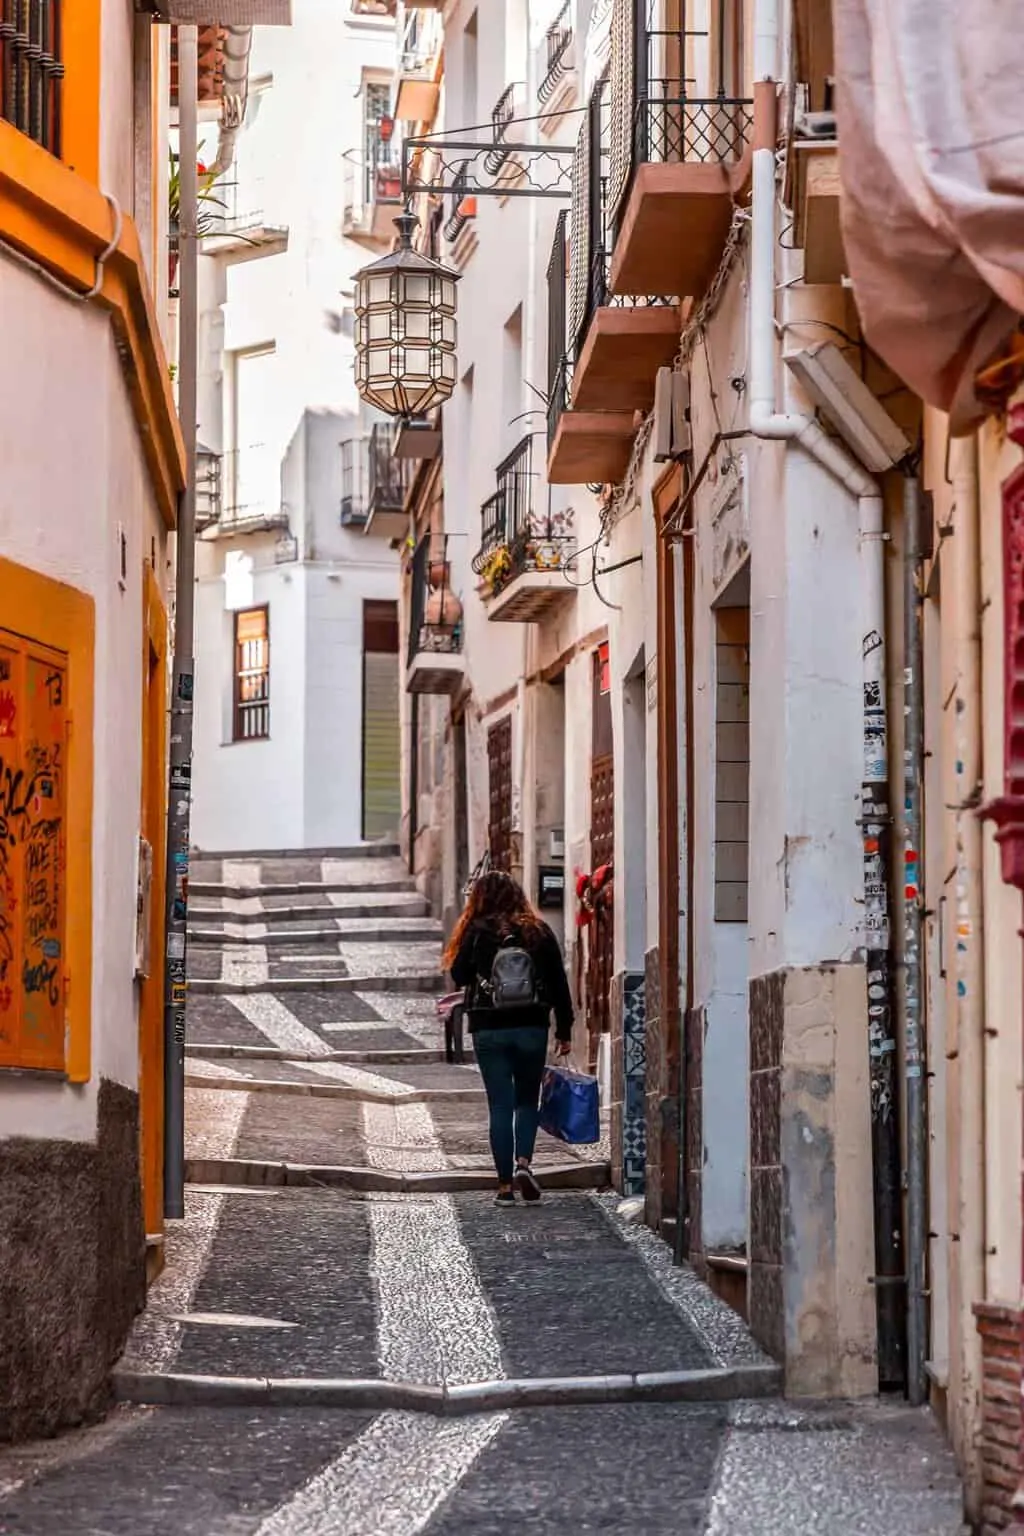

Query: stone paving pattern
left=0, top=848, right=970, bottom=1534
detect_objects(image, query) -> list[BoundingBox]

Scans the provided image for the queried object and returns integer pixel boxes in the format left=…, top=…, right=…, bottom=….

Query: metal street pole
left=163, top=24, right=199, bottom=1222
left=903, top=472, right=928, bottom=1405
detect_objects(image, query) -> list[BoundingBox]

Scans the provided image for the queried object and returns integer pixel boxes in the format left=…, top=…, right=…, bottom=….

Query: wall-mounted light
left=354, top=212, right=460, bottom=418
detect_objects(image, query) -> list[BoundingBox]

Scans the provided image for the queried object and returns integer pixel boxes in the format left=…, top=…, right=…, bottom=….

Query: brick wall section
left=976, top=1303, right=1022, bottom=1532
left=684, top=1005, right=705, bottom=1269
left=748, top=971, right=784, bottom=1363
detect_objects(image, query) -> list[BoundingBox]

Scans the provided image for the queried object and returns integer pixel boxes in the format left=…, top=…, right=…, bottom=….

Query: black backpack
left=485, top=934, right=541, bottom=1010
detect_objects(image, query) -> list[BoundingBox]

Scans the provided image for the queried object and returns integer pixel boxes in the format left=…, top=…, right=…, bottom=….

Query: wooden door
left=487, top=716, right=513, bottom=871
left=588, top=644, right=615, bottom=1057
left=362, top=601, right=401, bottom=841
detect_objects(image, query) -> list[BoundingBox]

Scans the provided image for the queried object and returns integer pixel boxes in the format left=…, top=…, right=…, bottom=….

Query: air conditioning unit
left=785, top=341, right=913, bottom=473
left=794, top=109, right=837, bottom=139
left=653, top=368, right=692, bottom=462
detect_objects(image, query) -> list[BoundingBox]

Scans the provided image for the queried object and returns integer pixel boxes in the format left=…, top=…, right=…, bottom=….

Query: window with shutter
left=233, top=606, right=270, bottom=742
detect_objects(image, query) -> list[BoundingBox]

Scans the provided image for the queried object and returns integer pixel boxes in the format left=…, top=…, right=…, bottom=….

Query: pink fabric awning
left=833, top=0, right=1024, bottom=430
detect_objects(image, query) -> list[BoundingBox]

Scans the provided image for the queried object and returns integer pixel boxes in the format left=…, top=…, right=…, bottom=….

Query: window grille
left=0, top=1, right=63, bottom=155
left=233, top=606, right=270, bottom=741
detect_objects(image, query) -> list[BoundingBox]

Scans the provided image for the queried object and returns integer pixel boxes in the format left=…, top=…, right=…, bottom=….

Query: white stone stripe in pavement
left=122, top=1087, right=249, bottom=1374
left=220, top=943, right=269, bottom=988
left=222, top=895, right=264, bottom=916
left=222, top=859, right=263, bottom=889
left=362, top=1101, right=445, bottom=1170
left=255, top=1158, right=506, bottom=1535
left=228, top=992, right=421, bottom=1096
left=254, top=1413, right=506, bottom=1536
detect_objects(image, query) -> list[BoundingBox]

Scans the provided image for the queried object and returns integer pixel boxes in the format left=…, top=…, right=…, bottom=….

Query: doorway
left=588, top=644, right=614, bottom=1066
left=487, top=715, right=513, bottom=871
left=362, top=600, right=401, bottom=841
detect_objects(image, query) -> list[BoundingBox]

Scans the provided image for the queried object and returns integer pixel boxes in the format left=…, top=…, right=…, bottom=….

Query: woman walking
left=444, top=870, right=573, bottom=1204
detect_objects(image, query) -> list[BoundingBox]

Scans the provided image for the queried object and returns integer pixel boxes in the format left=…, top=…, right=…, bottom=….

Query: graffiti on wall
left=0, top=634, right=67, bottom=1071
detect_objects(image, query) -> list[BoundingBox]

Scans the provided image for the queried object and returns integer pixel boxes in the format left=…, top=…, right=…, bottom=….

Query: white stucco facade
left=191, top=2, right=403, bottom=854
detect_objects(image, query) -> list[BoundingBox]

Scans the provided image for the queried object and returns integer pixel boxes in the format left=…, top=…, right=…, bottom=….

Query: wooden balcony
left=608, top=94, right=753, bottom=301
left=546, top=409, right=637, bottom=486
left=610, top=160, right=737, bottom=300
left=790, top=140, right=845, bottom=285
left=572, top=306, right=680, bottom=413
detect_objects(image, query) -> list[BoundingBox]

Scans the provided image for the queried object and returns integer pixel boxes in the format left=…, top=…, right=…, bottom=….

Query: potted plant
left=168, top=148, right=229, bottom=293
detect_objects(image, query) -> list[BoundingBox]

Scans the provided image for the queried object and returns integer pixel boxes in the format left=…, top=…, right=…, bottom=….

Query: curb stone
left=112, top=1364, right=782, bottom=1414
left=189, top=925, right=443, bottom=948
left=184, top=1073, right=485, bottom=1105
left=184, top=1156, right=610, bottom=1194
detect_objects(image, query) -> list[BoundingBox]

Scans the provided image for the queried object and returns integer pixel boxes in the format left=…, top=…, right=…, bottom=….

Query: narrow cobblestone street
left=0, top=854, right=967, bottom=1534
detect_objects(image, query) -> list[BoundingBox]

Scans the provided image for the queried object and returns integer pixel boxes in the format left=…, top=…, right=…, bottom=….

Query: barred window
left=233, top=607, right=270, bottom=742
left=1, top=2, right=63, bottom=155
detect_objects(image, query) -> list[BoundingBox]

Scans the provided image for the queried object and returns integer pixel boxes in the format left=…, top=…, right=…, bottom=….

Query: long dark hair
left=443, top=869, right=544, bottom=969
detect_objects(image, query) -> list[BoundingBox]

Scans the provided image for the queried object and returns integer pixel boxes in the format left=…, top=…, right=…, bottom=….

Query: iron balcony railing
left=546, top=77, right=674, bottom=440
left=222, top=445, right=288, bottom=529
left=474, top=437, right=575, bottom=588
left=442, top=160, right=473, bottom=244
left=195, top=448, right=223, bottom=531
left=368, top=421, right=412, bottom=516
left=1, top=2, right=63, bottom=155
left=538, top=0, right=573, bottom=104
left=340, top=438, right=368, bottom=527
left=484, top=82, right=517, bottom=176
left=607, top=0, right=753, bottom=225
left=408, top=533, right=462, bottom=666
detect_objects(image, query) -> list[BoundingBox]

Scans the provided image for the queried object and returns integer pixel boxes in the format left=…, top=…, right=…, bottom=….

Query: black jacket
left=450, top=920, right=574, bottom=1043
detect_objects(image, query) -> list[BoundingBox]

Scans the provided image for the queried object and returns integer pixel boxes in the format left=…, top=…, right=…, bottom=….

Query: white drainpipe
left=208, top=27, right=254, bottom=179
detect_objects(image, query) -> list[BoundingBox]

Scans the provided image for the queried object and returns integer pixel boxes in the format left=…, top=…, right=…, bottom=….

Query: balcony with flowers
left=473, top=436, right=576, bottom=624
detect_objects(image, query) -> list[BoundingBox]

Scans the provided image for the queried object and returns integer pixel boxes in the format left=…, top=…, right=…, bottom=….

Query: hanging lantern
left=354, top=212, right=460, bottom=418
left=379, top=113, right=395, bottom=144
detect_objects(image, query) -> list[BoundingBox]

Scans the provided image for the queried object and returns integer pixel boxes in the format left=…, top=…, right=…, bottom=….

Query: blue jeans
left=473, top=1025, right=549, bottom=1183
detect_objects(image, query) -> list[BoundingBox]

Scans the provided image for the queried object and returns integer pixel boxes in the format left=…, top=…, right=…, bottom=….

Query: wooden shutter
left=362, top=601, right=400, bottom=841
left=487, top=717, right=513, bottom=871
left=233, top=606, right=270, bottom=741
left=0, top=630, right=69, bottom=1071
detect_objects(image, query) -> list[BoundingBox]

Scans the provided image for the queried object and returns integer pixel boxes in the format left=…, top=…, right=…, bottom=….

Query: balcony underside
left=573, top=306, right=680, bottom=413
left=204, top=223, right=289, bottom=262
left=364, top=505, right=408, bottom=539
left=610, top=161, right=736, bottom=300
left=486, top=570, right=576, bottom=624
left=395, top=75, right=440, bottom=123
left=546, top=409, right=637, bottom=485
left=406, top=649, right=464, bottom=696
left=792, top=142, right=844, bottom=285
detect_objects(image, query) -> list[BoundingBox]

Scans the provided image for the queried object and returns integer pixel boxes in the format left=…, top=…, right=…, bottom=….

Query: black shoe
left=514, top=1164, right=542, bottom=1203
left=495, top=1187, right=516, bottom=1206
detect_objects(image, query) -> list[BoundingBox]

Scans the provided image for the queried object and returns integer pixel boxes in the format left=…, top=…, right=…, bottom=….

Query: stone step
left=185, top=1156, right=610, bottom=1194
left=188, top=922, right=444, bottom=948
left=188, top=896, right=431, bottom=925
left=185, top=1043, right=448, bottom=1066
left=193, top=843, right=400, bottom=862
left=113, top=1362, right=782, bottom=1413
left=183, top=1071, right=484, bottom=1105
left=187, top=973, right=442, bottom=996
left=190, top=879, right=416, bottom=900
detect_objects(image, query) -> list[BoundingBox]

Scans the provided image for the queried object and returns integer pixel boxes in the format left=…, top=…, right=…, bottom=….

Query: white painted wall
left=0, top=255, right=167, bottom=1142
left=191, top=4, right=402, bottom=852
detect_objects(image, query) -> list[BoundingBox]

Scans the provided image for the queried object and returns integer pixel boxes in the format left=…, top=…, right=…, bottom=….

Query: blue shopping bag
left=538, top=1063, right=600, bottom=1145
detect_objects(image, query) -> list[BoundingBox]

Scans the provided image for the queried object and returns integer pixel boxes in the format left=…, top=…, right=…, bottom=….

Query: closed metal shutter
left=362, top=602, right=401, bottom=841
